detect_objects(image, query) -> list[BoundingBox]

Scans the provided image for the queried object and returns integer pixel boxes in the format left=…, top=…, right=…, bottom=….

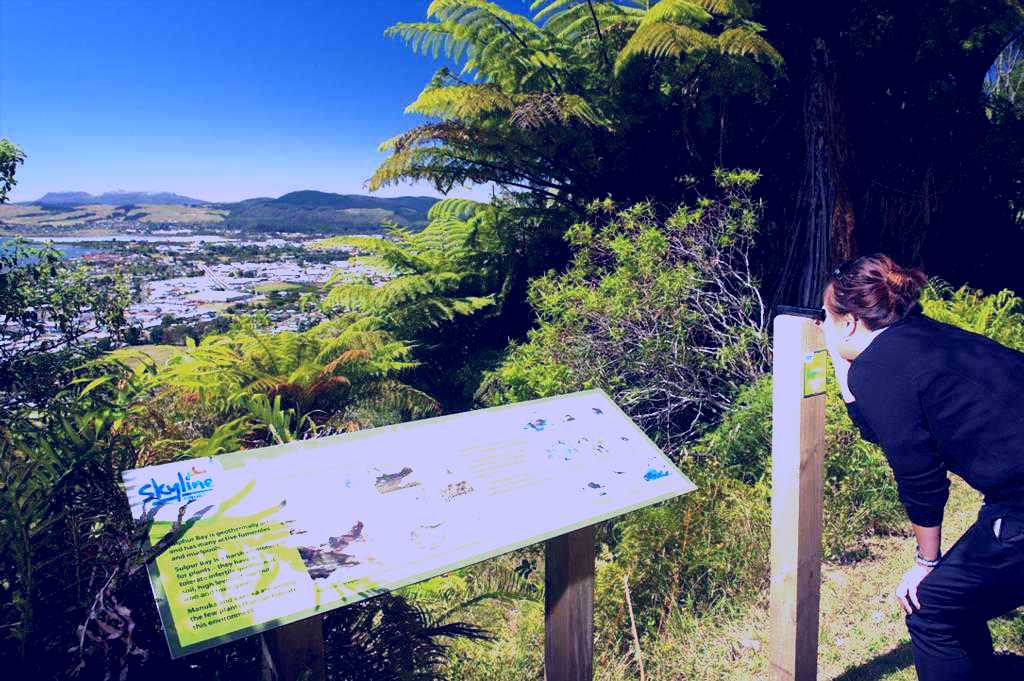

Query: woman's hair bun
left=884, top=262, right=927, bottom=297
left=885, top=269, right=907, bottom=288
left=824, top=253, right=927, bottom=329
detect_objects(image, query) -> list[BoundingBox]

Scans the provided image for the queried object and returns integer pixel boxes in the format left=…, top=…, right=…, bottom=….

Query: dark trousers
left=907, top=503, right=1024, bottom=680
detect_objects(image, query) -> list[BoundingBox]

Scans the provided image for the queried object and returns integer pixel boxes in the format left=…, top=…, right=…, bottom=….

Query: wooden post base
left=261, top=614, right=327, bottom=681
left=544, top=525, right=596, bottom=681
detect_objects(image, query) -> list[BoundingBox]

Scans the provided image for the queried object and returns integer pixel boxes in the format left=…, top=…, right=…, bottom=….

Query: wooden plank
left=260, top=615, right=326, bottom=681
left=768, top=314, right=826, bottom=681
left=544, top=525, right=596, bottom=681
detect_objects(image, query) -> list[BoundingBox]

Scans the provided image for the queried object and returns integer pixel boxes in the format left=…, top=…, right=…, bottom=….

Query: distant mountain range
left=220, top=191, right=439, bottom=232
left=35, top=190, right=208, bottom=207
left=4, top=189, right=441, bottom=233
left=211, top=191, right=440, bottom=233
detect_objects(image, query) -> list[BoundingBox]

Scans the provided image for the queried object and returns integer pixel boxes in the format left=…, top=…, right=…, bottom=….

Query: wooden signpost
left=544, top=526, right=596, bottom=681
left=768, top=313, right=827, bottom=681
left=261, top=615, right=327, bottom=681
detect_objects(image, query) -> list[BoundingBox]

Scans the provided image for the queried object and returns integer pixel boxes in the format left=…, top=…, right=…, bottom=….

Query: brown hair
left=823, top=253, right=928, bottom=330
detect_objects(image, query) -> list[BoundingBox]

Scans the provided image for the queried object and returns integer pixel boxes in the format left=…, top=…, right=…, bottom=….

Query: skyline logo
left=139, top=470, right=214, bottom=507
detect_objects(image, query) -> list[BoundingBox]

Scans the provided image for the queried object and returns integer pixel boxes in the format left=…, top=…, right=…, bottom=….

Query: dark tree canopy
left=380, top=1, right=1024, bottom=305
left=746, top=0, right=1024, bottom=303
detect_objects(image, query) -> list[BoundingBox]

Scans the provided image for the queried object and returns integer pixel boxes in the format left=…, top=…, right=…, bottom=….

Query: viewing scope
left=774, top=305, right=826, bottom=322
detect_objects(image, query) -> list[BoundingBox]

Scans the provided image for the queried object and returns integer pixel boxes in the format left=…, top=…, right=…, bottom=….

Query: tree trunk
left=776, top=38, right=856, bottom=307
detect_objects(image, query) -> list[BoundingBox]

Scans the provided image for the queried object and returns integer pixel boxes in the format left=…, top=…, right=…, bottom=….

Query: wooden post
left=261, top=615, right=327, bottom=681
left=544, top=525, right=595, bottom=681
left=768, top=314, right=826, bottom=681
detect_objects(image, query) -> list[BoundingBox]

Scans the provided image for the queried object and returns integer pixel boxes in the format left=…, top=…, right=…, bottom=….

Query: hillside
left=0, top=190, right=439, bottom=233
left=215, top=191, right=438, bottom=232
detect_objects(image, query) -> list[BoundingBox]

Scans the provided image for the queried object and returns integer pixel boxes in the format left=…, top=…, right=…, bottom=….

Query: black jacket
left=845, top=309, right=1024, bottom=527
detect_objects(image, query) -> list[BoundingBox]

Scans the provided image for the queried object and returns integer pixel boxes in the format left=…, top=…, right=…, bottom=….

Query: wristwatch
left=915, top=546, right=941, bottom=568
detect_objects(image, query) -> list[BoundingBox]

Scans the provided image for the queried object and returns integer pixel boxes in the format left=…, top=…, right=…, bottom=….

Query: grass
left=0, top=203, right=227, bottom=227
left=254, top=281, right=308, bottom=294
left=440, top=479, right=1023, bottom=681
left=198, top=302, right=233, bottom=313
left=601, top=478, right=1024, bottom=680
left=107, top=344, right=183, bottom=368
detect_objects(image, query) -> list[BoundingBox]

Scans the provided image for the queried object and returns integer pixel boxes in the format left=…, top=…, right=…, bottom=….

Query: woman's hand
left=894, top=564, right=933, bottom=615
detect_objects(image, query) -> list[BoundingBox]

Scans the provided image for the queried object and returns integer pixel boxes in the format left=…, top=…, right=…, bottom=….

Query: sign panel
left=802, top=349, right=827, bottom=398
left=122, top=388, right=696, bottom=657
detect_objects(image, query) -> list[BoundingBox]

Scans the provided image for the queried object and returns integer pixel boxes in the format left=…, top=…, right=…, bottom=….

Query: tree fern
left=374, top=0, right=782, bottom=211
left=152, top=316, right=424, bottom=437
left=317, top=201, right=507, bottom=337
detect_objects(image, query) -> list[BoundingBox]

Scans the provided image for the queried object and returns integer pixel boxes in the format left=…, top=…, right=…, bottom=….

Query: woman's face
left=820, top=288, right=860, bottom=360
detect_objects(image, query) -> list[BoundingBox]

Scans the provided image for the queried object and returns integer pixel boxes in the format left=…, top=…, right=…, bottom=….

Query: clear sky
left=0, top=0, right=509, bottom=203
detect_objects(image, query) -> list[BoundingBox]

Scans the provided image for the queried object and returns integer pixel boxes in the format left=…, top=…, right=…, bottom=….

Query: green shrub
left=478, top=170, right=770, bottom=452
left=920, top=278, right=1024, bottom=351
left=594, top=457, right=771, bottom=642
left=699, top=374, right=904, bottom=561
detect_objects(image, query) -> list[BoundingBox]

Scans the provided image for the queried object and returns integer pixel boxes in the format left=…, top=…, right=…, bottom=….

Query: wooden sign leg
left=768, top=315, right=826, bottom=681
left=261, top=615, right=327, bottom=681
left=545, top=525, right=595, bottom=681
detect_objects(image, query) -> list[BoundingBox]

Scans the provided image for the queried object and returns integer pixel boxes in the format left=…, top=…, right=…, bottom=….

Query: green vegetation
left=432, top=279, right=1024, bottom=681
left=0, top=203, right=228, bottom=229
left=4, top=3, right=1024, bottom=679
left=254, top=281, right=307, bottom=294
left=0, top=240, right=132, bottom=416
left=374, top=1, right=780, bottom=214
left=0, top=139, right=25, bottom=203
left=0, top=190, right=436, bottom=234
left=477, top=170, right=769, bottom=445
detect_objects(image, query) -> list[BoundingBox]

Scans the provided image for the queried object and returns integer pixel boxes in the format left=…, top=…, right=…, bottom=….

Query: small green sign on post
left=802, top=349, right=827, bottom=398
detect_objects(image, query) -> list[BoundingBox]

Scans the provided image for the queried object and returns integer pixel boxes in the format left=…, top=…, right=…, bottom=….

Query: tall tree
left=373, top=0, right=782, bottom=213
left=0, top=139, right=25, bottom=203
left=753, top=0, right=1024, bottom=304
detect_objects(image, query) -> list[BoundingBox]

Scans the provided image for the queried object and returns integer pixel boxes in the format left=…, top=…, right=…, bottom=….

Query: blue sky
left=0, top=0, right=516, bottom=202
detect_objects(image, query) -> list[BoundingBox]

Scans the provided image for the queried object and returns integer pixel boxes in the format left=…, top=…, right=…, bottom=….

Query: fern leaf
left=615, top=22, right=716, bottom=73
left=718, top=25, right=783, bottom=67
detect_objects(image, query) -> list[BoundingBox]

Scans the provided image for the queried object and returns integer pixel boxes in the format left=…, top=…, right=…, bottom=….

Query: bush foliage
left=479, top=169, right=770, bottom=448
left=6, top=167, right=1024, bottom=679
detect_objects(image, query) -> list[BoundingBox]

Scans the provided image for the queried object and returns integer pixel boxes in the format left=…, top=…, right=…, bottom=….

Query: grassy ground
left=0, top=203, right=227, bottom=227
left=444, top=479, right=1023, bottom=680
left=618, top=479, right=1024, bottom=680
left=108, top=343, right=183, bottom=367
left=254, top=281, right=308, bottom=294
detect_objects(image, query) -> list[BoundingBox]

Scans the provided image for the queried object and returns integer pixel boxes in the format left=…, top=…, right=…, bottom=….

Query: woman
left=819, top=253, right=1024, bottom=680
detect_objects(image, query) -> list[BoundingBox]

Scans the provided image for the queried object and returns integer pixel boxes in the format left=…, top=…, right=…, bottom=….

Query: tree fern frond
left=510, top=93, right=611, bottom=129
left=385, top=21, right=471, bottom=62
left=407, top=0, right=568, bottom=90
left=696, top=0, right=753, bottom=19
left=406, top=84, right=516, bottom=120
left=437, top=564, right=541, bottom=622
left=320, top=349, right=372, bottom=377
left=717, top=25, right=783, bottom=67
left=615, top=21, right=716, bottom=72
left=644, top=0, right=713, bottom=26
left=323, top=282, right=378, bottom=313
left=427, top=198, right=484, bottom=221
left=354, top=379, right=443, bottom=419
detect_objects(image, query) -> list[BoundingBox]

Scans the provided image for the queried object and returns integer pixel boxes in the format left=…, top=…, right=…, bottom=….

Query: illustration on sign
left=803, top=349, right=828, bottom=397
left=121, top=389, right=696, bottom=657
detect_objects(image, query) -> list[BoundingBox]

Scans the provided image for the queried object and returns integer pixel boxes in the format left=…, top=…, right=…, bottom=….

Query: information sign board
left=122, top=388, right=696, bottom=657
